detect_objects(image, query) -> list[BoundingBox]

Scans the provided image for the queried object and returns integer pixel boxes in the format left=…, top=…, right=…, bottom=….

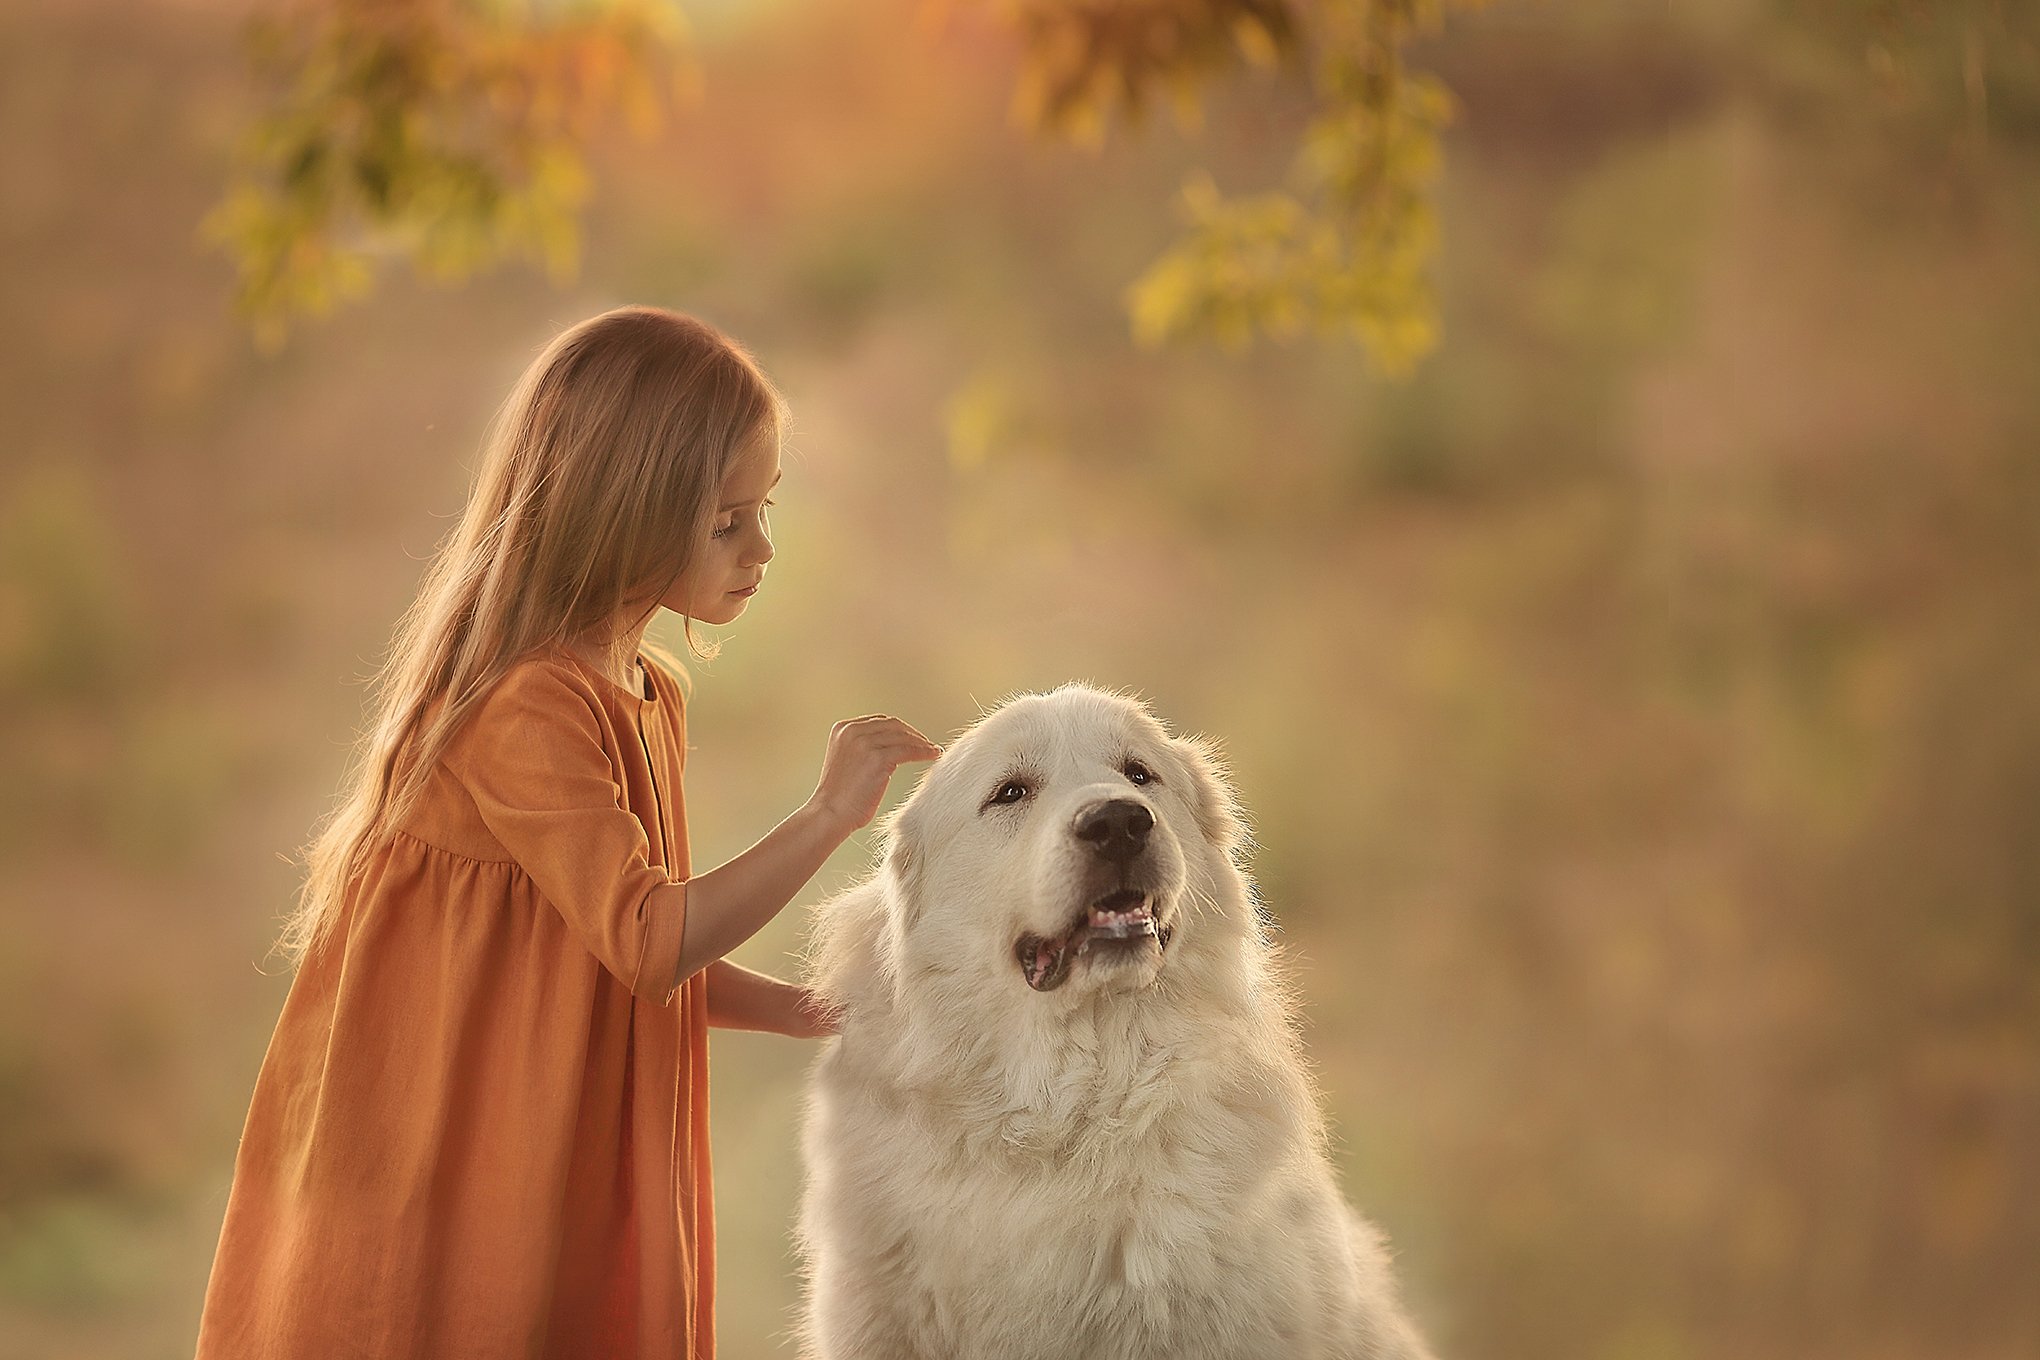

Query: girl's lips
left=730, top=583, right=759, bottom=596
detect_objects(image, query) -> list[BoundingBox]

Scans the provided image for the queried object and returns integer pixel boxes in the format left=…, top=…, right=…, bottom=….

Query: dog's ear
left=1169, top=733, right=1253, bottom=867
left=878, top=795, right=929, bottom=932
left=870, top=797, right=929, bottom=1012
left=799, top=876, right=891, bottom=1021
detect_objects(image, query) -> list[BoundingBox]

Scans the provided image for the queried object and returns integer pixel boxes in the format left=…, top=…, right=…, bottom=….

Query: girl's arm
left=704, top=958, right=837, bottom=1037
left=674, top=717, right=940, bottom=1008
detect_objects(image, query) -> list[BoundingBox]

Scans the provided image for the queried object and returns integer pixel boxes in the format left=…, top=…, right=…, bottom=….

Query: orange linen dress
left=195, top=646, right=713, bottom=1360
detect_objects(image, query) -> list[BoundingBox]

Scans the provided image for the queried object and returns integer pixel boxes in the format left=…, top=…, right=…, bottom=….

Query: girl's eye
left=1123, top=760, right=1155, bottom=786
left=712, top=498, right=776, bottom=540
left=988, top=779, right=1029, bottom=806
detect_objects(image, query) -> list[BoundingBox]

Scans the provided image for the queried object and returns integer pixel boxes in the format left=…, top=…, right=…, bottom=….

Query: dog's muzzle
left=1015, top=887, right=1173, bottom=992
left=1013, top=797, right=1176, bottom=991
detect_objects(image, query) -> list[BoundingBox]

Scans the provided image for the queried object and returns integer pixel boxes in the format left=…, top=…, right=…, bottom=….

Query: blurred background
left=3, top=0, right=2038, bottom=1356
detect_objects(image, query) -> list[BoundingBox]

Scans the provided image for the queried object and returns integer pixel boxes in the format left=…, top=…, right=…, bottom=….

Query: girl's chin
left=705, top=595, right=750, bottom=621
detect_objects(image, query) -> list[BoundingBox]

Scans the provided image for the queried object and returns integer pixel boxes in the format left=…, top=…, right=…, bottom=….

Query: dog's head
left=863, top=682, right=1255, bottom=1004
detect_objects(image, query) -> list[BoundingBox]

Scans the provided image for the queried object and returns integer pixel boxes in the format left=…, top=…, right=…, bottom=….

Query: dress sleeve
left=441, top=660, right=690, bottom=1007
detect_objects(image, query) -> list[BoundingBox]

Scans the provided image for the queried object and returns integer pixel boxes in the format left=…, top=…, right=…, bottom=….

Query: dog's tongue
left=1018, top=929, right=1080, bottom=991
left=1031, top=940, right=1061, bottom=987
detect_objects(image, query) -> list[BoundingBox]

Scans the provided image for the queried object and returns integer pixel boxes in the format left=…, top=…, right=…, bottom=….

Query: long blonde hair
left=275, top=305, right=788, bottom=970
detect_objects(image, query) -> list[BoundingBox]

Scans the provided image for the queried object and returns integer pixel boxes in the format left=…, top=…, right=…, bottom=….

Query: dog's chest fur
left=809, top=1006, right=1341, bottom=1358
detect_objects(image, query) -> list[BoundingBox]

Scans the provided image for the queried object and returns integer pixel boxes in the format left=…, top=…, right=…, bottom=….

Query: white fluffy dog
left=792, top=683, right=1437, bottom=1360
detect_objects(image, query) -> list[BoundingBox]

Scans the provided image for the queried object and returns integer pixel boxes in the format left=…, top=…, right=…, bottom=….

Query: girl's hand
left=784, top=986, right=842, bottom=1039
left=808, top=715, right=942, bottom=835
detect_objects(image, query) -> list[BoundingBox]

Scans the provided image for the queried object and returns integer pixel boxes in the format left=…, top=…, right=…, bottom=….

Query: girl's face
left=661, top=435, right=780, bottom=625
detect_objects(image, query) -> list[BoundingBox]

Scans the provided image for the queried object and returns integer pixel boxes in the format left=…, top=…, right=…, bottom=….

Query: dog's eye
left=988, top=779, right=1030, bottom=806
left=1123, top=760, right=1156, bottom=786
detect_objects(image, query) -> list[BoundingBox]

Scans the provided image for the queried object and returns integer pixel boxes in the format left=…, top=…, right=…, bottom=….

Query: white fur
left=792, top=683, right=1437, bottom=1360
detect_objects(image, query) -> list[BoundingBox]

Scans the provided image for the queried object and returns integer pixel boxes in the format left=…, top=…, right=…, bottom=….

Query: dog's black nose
left=1073, top=798, right=1154, bottom=862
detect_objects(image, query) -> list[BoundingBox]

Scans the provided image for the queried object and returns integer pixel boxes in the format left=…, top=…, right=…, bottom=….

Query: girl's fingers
left=829, top=718, right=942, bottom=774
left=847, top=722, right=940, bottom=754
left=847, top=749, right=935, bottom=798
left=888, top=721, right=942, bottom=753
left=875, top=736, right=941, bottom=763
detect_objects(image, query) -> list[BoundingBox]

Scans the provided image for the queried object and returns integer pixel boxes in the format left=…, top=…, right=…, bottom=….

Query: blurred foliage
left=1001, top=0, right=1303, bottom=140
left=0, top=465, right=137, bottom=708
left=0, top=1196, right=156, bottom=1313
left=194, top=0, right=2040, bottom=367
left=1531, top=125, right=1717, bottom=358
left=0, top=467, right=248, bottom=870
left=1768, top=0, right=2040, bottom=142
left=210, top=0, right=1490, bottom=373
left=1116, top=0, right=1478, bottom=375
left=204, top=0, right=700, bottom=351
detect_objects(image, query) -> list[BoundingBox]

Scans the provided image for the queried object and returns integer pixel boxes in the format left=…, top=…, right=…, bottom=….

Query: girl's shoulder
left=436, top=644, right=681, bottom=776
left=438, top=649, right=616, bottom=760
left=503, top=644, right=607, bottom=699
left=446, top=647, right=593, bottom=716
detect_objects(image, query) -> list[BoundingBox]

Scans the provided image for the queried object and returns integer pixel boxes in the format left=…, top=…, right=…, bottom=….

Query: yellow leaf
left=1167, top=69, right=1205, bottom=136
left=1233, top=14, right=1281, bottom=70
left=943, top=370, right=1016, bottom=473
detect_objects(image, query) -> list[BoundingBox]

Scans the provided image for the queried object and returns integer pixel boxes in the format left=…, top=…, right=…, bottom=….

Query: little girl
left=193, top=305, right=941, bottom=1359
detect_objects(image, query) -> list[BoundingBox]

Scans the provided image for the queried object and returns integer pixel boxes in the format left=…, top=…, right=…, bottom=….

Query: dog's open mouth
left=1015, top=888, right=1173, bottom=992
